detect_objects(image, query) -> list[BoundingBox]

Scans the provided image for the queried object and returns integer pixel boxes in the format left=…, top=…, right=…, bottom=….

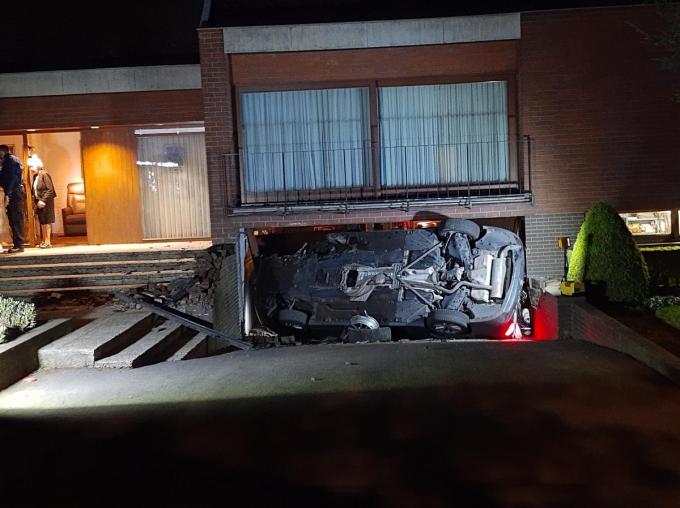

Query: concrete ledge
left=0, top=319, right=72, bottom=391
left=565, top=299, right=680, bottom=383
left=222, top=13, right=520, bottom=54
left=0, top=64, right=201, bottom=98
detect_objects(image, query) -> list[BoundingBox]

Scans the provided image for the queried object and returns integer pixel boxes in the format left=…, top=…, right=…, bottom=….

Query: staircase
left=0, top=247, right=203, bottom=295
left=38, top=312, right=216, bottom=370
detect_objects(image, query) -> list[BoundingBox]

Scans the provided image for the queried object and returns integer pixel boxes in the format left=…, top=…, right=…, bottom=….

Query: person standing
left=30, top=163, right=56, bottom=248
left=0, top=144, right=26, bottom=253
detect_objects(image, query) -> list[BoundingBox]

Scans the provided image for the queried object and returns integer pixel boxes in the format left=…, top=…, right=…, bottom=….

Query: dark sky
left=4, top=1, right=648, bottom=73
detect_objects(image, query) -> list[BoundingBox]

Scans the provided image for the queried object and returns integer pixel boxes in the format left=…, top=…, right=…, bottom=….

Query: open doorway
left=27, top=131, right=87, bottom=247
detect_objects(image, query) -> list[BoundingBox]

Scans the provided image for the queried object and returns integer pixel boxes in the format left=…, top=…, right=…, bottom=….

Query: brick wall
left=0, top=90, right=203, bottom=131
left=525, top=212, right=583, bottom=280
left=521, top=6, right=680, bottom=215
left=199, top=29, right=237, bottom=244
left=201, top=5, right=680, bottom=246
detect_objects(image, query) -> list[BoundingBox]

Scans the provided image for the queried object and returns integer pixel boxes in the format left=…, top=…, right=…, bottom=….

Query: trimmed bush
left=0, top=296, right=37, bottom=343
left=656, top=305, right=680, bottom=331
left=567, top=202, right=649, bottom=303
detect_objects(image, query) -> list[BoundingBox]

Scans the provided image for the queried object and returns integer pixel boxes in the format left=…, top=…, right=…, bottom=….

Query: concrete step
left=95, top=321, right=187, bottom=369
left=0, top=319, right=73, bottom=390
left=167, top=333, right=209, bottom=361
left=0, top=272, right=194, bottom=292
left=0, top=259, right=197, bottom=278
left=0, top=249, right=200, bottom=266
left=39, top=311, right=154, bottom=369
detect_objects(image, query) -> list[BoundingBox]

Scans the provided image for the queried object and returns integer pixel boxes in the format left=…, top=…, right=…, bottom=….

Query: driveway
left=0, top=339, right=678, bottom=507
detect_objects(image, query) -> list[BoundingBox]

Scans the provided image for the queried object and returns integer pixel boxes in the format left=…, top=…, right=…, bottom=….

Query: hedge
left=567, top=202, right=649, bottom=303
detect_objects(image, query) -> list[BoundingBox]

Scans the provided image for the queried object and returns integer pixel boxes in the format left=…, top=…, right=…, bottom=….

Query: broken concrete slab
left=0, top=319, right=72, bottom=390
left=39, top=311, right=153, bottom=369
left=168, top=333, right=209, bottom=362
left=95, top=322, right=186, bottom=369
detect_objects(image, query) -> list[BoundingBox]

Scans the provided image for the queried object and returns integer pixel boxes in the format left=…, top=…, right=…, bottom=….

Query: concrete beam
left=0, top=64, right=201, bottom=98
left=222, top=13, right=521, bottom=54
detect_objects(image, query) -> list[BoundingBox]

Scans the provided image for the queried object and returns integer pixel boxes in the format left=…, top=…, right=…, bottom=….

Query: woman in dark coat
left=31, top=164, right=56, bottom=248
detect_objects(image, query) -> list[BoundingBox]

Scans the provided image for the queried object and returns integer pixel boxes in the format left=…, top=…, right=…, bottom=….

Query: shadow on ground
left=1, top=381, right=679, bottom=507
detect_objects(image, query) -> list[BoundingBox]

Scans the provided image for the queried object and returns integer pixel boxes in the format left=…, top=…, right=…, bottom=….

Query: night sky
left=5, top=0, right=648, bottom=73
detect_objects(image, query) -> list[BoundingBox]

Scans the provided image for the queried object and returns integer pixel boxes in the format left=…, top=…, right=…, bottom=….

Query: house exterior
left=198, top=4, right=680, bottom=281
left=0, top=4, right=678, bottom=283
left=0, top=65, right=208, bottom=245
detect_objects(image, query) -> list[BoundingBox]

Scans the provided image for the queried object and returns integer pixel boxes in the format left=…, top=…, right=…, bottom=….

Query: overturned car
left=254, top=219, right=531, bottom=340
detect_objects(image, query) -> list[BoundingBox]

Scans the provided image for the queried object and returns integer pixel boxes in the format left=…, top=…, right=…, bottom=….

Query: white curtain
left=136, top=133, right=211, bottom=240
left=241, top=87, right=371, bottom=192
left=379, top=81, right=510, bottom=187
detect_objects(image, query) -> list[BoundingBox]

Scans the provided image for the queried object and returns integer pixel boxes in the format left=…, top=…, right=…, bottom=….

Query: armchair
left=62, top=182, right=87, bottom=236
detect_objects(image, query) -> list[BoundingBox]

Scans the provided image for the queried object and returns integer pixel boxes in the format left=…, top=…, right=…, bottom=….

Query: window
left=240, top=87, right=371, bottom=194
left=238, top=80, right=516, bottom=206
left=136, top=130, right=211, bottom=240
left=620, top=211, right=672, bottom=235
left=379, top=81, right=509, bottom=187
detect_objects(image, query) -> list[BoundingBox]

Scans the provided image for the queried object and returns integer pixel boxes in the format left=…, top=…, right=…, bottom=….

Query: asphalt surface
left=0, top=339, right=678, bottom=507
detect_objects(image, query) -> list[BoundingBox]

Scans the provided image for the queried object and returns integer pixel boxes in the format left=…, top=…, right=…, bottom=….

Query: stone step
left=167, top=333, right=209, bottom=361
left=0, top=249, right=200, bottom=266
left=95, top=321, right=187, bottom=369
left=0, top=259, right=197, bottom=278
left=0, top=272, right=194, bottom=292
left=39, top=311, right=154, bottom=369
left=0, top=319, right=73, bottom=390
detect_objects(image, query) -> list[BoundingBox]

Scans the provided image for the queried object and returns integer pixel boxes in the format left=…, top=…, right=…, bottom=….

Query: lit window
left=620, top=211, right=672, bottom=235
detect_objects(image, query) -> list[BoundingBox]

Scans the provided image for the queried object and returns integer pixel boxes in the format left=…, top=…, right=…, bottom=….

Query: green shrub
left=0, top=296, right=37, bottom=343
left=567, top=202, right=650, bottom=303
left=656, top=305, right=680, bottom=331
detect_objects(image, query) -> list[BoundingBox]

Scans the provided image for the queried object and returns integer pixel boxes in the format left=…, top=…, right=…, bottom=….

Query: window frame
left=234, top=73, right=519, bottom=206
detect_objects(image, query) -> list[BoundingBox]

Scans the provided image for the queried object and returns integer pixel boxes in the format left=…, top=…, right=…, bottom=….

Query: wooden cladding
left=81, top=128, right=143, bottom=244
left=230, top=41, right=518, bottom=87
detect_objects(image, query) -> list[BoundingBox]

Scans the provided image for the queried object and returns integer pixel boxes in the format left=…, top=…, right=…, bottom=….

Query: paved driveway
left=0, top=339, right=678, bottom=507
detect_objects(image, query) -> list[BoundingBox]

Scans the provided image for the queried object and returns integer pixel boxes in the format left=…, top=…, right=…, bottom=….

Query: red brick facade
left=200, top=5, right=680, bottom=244
left=0, top=90, right=203, bottom=131
left=521, top=6, right=680, bottom=215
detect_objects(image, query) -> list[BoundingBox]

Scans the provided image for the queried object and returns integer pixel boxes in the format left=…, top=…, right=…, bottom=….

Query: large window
left=238, top=80, right=513, bottom=204
left=379, top=81, right=509, bottom=187
left=240, top=87, right=371, bottom=194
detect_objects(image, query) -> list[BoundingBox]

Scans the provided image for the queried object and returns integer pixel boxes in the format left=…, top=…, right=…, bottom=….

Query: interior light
left=26, top=129, right=36, bottom=132
left=90, top=126, right=99, bottom=129
left=134, top=126, right=205, bottom=135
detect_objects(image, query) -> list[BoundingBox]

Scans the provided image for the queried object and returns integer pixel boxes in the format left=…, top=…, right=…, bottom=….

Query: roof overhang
left=220, top=13, right=521, bottom=54
left=0, top=64, right=201, bottom=99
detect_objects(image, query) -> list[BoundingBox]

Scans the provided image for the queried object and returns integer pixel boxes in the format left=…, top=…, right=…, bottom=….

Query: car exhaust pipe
left=491, top=245, right=521, bottom=299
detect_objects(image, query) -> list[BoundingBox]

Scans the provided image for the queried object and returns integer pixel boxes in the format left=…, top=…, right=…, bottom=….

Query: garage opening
left=238, top=217, right=529, bottom=343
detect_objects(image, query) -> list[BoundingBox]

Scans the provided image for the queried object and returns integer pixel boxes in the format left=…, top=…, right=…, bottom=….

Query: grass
left=656, top=305, right=680, bottom=331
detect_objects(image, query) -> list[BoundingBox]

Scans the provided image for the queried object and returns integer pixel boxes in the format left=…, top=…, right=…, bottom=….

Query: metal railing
left=224, top=136, right=532, bottom=213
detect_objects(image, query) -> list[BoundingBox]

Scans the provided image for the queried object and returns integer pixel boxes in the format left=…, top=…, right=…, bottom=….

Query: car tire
left=438, top=219, right=480, bottom=241
left=426, top=309, right=470, bottom=338
left=278, top=309, right=308, bottom=330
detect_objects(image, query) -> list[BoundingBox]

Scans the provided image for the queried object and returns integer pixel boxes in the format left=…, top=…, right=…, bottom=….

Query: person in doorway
left=30, top=163, right=56, bottom=248
left=0, top=144, right=26, bottom=253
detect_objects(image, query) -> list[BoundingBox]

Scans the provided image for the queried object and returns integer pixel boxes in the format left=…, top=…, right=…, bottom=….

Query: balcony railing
left=224, top=136, right=532, bottom=213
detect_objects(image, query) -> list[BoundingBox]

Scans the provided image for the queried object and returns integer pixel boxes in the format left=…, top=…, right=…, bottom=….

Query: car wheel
left=426, top=309, right=470, bottom=338
left=278, top=309, right=308, bottom=330
left=438, top=219, right=480, bottom=241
